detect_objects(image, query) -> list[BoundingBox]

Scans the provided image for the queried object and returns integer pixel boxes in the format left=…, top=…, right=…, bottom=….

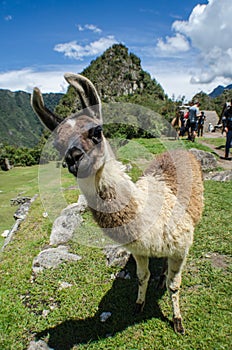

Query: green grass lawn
left=0, top=165, right=39, bottom=235
left=0, top=164, right=76, bottom=246
left=0, top=138, right=231, bottom=349
left=200, top=136, right=226, bottom=148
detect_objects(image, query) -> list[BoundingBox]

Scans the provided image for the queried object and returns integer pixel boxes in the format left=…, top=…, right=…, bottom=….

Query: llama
left=31, top=73, right=204, bottom=334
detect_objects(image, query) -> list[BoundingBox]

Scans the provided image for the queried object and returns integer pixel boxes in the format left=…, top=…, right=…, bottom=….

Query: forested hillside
left=192, top=89, right=232, bottom=119
left=55, top=44, right=175, bottom=119
left=209, top=84, right=232, bottom=98
left=0, top=90, right=63, bottom=147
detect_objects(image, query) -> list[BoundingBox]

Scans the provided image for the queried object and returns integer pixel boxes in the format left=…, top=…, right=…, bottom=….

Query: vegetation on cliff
left=55, top=44, right=174, bottom=120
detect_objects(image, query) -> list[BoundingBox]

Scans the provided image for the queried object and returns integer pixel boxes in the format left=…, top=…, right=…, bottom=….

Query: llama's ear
left=31, top=87, right=63, bottom=131
left=64, top=73, right=102, bottom=122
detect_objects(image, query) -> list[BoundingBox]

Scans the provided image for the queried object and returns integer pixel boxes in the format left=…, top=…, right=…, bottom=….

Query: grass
left=0, top=163, right=76, bottom=246
left=0, top=138, right=231, bottom=349
left=0, top=165, right=39, bottom=236
left=200, top=136, right=226, bottom=148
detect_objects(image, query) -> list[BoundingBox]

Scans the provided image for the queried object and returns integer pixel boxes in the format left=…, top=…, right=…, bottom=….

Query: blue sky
left=1, top=0, right=232, bottom=100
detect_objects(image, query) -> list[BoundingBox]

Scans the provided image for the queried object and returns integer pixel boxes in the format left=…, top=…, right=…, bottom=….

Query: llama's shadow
left=36, top=257, right=170, bottom=350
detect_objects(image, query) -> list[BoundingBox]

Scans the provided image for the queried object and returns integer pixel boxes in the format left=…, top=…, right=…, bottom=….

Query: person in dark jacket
left=224, top=100, right=232, bottom=159
left=197, top=111, right=206, bottom=137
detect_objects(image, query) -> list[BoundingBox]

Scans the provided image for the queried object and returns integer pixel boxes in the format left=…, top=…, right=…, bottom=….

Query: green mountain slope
left=209, top=84, right=232, bottom=98
left=0, top=90, right=63, bottom=147
left=82, top=44, right=166, bottom=101
left=55, top=44, right=173, bottom=119
left=192, top=89, right=232, bottom=118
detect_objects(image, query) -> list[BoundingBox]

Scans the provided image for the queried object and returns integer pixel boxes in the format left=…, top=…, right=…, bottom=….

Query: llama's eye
left=94, top=125, right=102, bottom=137
left=88, top=125, right=103, bottom=144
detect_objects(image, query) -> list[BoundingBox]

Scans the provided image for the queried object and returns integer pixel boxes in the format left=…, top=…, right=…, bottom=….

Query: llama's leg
left=133, top=255, right=150, bottom=313
left=166, top=257, right=186, bottom=334
left=157, top=258, right=168, bottom=289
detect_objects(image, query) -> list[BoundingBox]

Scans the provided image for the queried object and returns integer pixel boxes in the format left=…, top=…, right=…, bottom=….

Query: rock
left=61, top=194, right=88, bottom=215
left=1, top=230, right=9, bottom=238
left=189, top=148, right=217, bottom=171
left=115, top=270, right=131, bottom=279
left=100, top=311, right=112, bottom=322
left=74, top=194, right=88, bottom=213
left=49, top=195, right=87, bottom=246
left=1, top=194, right=38, bottom=252
left=27, top=340, right=53, bottom=350
left=1, top=157, right=11, bottom=171
left=104, top=245, right=130, bottom=267
left=42, top=309, right=50, bottom=318
left=32, top=245, right=82, bottom=274
left=49, top=212, right=83, bottom=246
left=31, top=195, right=87, bottom=275
left=58, top=281, right=73, bottom=290
left=11, top=196, right=31, bottom=206
left=204, top=170, right=232, bottom=181
left=14, top=201, right=31, bottom=220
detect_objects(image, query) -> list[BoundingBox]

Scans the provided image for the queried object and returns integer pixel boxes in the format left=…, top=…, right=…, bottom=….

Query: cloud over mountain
left=156, top=33, right=190, bottom=54
left=156, top=0, right=232, bottom=84
left=54, top=36, right=117, bottom=60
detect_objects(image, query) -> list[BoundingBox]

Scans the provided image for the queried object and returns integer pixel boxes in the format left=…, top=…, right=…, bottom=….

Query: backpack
left=189, top=106, right=197, bottom=123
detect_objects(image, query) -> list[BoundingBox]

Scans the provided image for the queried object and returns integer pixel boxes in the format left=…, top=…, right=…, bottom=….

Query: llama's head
left=31, top=73, right=108, bottom=178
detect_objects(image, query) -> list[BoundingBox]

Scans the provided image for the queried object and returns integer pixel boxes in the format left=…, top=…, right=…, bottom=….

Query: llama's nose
left=65, top=146, right=84, bottom=177
left=71, top=147, right=84, bottom=162
left=65, top=146, right=83, bottom=163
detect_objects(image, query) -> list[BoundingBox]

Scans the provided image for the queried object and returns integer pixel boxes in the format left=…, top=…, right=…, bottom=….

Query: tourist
left=188, top=101, right=200, bottom=142
left=197, top=111, right=206, bottom=137
left=223, top=100, right=232, bottom=159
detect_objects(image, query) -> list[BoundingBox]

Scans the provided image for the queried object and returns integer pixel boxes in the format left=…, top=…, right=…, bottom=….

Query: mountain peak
left=81, top=43, right=164, bottom=101
left=209, top=84, right=232, bottom=98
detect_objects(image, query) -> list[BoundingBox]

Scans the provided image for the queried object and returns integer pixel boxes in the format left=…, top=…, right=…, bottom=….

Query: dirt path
left=197, top=132, right=232, bottom=170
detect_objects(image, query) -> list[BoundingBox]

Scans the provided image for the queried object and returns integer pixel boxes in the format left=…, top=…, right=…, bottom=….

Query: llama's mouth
left=68, top=162, right=79, bottom=177
left=64, top=146, right=85, bottom=177
left=67, top=156, right=84, bottom=177
left=66, top=157, right=92, bottom=178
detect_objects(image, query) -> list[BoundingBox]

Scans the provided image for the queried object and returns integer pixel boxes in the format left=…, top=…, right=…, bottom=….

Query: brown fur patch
left=91, top=197, right=138, bottom=228
left=144, top=151, right=179, bottom=195
left=90, top=196, right=138, bottom=244
left=186, top=152, right=204, bottom=224
left=144, top=150, right=203, bottom=225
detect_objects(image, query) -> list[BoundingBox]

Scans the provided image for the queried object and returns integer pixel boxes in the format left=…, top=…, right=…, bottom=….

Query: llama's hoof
left=173, top=317, right=185, bottom=334
left=134, top=302, right=144, bottom=315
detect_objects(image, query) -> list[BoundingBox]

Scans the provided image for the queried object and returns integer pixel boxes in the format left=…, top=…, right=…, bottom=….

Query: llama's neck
left=78, top=158, right=136, bottom=209
left=78, top=158, right=139, bottom=244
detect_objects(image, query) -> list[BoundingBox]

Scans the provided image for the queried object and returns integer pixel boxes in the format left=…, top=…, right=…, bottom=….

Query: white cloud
left=54, top=36, right=117, bottom=60
left=145, top=60, right=231, bottom=101
left=191, top=47, right=232, bottom=84
left=0, top=65, right=85, bottom=93
left=157, top=0, right=232, bottom=84
left=156, top=33, right=190, bottom=54
left=77, top=24, right=102, bottom=33
left=172, top=2, right=232, bottom=52
left=77, top=24, right=84, bottom=31
left=85, top=24, right=102, bottom=33
left=4, top=15, right=12, bottom=21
